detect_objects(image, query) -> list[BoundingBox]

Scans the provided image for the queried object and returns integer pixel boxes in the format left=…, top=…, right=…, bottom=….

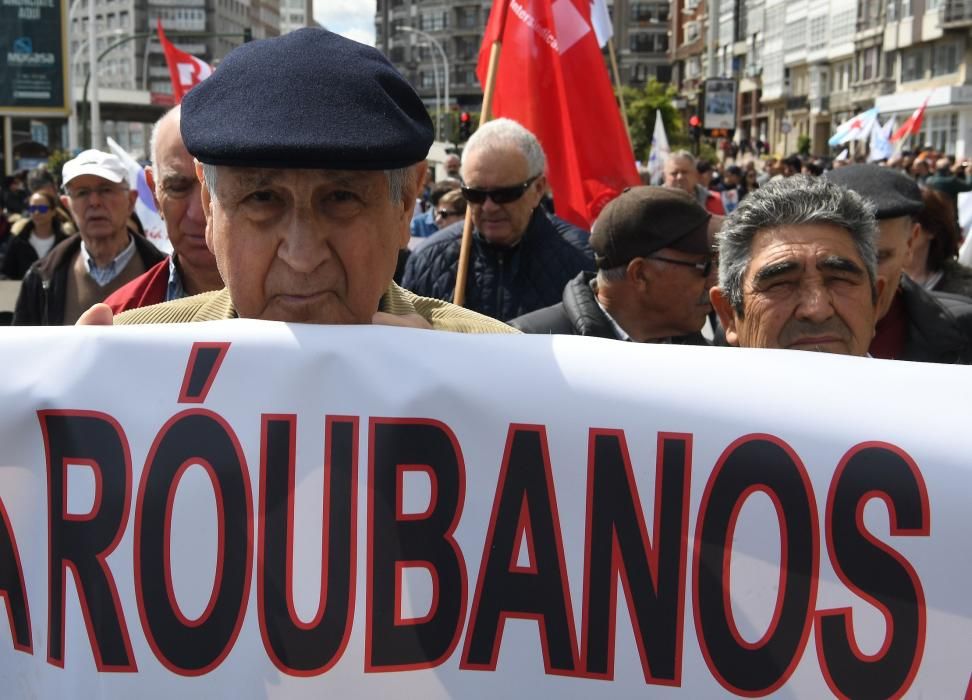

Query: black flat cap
left=181, top=28, right=433, bottom=170
left=826, top=164, right=923, bottom=219
left=591, top=187, right=711, bottom=270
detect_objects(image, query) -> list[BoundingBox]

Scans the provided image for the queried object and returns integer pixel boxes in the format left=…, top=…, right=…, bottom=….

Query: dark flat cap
left=826, top=163, right=923, bottom=219
left=181, top=28, right=433, bottom=170
left=591, top=187, right=711, bottom=270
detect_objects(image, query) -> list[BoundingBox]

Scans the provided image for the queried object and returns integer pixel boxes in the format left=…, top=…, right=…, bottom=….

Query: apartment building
left=672, top=0, right=970, bottom=158
left=279, top=0, right=314, bottom=34
left=875, top=0, right=971, bottom=157
left=604, top=1, right=673, bottom=86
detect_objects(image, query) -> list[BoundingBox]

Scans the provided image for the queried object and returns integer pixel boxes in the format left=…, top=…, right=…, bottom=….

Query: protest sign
left=0, top=322, right=970, bottom=698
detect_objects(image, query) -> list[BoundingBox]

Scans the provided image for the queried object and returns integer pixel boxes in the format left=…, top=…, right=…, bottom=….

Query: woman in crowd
left=905, top=186, right=972, bottom=297
left=434, top=188, right=466, bottom=229
left=2, top=191, right=68, bottom=280
left=739, top=168, right=760, bottom=200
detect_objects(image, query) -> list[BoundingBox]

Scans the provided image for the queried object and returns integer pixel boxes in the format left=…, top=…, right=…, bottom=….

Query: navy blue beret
left=826, top=163, right=923, bottom=219
left=181, top=28, right=434, bottom=170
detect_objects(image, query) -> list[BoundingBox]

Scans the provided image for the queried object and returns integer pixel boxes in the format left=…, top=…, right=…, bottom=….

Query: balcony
left=786, top=95, right=809, bottom=111
left=941, top=0, right=972, bottom=27
left=810, top=95, right=829, bottom=114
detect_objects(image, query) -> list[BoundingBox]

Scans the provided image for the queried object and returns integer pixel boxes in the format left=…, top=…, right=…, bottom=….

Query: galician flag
left=828, top=108, right=878, bottom=147
left=868, top=117, right=896, bottom=162
left=647, top=109, right=670, bottom=186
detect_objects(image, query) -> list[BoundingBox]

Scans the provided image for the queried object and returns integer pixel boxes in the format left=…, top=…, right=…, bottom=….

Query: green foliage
left=47, top=150, right=72, bottom=185
left=796, top=134, right=812, bottom=156
left=621, top=80, right=683, bottom=162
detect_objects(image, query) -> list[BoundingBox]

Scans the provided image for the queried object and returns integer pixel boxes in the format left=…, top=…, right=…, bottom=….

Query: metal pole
left=87, top=0, right=101, bottom=149
left=67, top=0, right=83, bottom=152
left=706, top=0, right=720, bottom=78
left=400, top=27, right=449, bottom=142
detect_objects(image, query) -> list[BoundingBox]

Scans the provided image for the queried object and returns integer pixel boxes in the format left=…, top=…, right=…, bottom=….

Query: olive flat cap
left=826, top=164, right=923, bottom=219
left=181, top=28, right=434, bottom=170
left=591, top=187, right=711, bottom=270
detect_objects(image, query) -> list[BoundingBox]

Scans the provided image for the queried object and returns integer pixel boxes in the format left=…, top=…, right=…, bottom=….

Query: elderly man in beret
left=82, top=29, right=512, bottom=334
left=510, top=187, right=713, bottom=344
left=710, top=176, right=883, bottom=357
left=827, top=164, right=972, bottom=363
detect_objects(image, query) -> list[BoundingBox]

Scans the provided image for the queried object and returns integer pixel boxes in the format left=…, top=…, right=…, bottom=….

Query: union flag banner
left=477, top=0, right=640, bottom=229
left=157, top=20, right=213, bottom=104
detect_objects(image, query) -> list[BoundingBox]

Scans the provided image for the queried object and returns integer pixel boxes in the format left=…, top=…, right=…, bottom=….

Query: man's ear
left=195, top=161, right=215, bottom=253
left=904, top=219, right=920, bottom=263
left=126, top=189, right=138, bottom=214
left=626, top=257, right=648, bottom=289
left=144, top=166, right=162, bottom=213
left=710, top=287, right=740, bottom=347
left=398, top=163, right=427, bottom=248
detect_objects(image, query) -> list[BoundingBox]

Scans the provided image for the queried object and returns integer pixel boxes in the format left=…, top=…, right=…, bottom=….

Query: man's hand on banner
left=76, top=303, right=114, bottom=326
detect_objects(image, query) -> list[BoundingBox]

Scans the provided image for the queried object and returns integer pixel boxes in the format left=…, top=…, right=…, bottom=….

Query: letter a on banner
left=157, top=20, right=213, bottom=103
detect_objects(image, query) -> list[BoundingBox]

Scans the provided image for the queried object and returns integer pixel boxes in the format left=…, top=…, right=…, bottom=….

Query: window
left=456, top=7, right=478, bottom=29
left=420, top=11, right=448, bottom=31
left=784, top=18, right=806, bottom=49
left=918, top=112, right=958, bottom=153
left=808, top=16, right=826, bottom=51
left=860, top=46, right=878, bottom=81
left=932, top=42, right=960, bottom=76
left=684, top=21, right=700, bottom=43
left=901, top=48, right=925, bottom=81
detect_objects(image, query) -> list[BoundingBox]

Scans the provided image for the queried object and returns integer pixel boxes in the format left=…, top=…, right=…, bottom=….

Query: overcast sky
left=314, top=0, right=377, bottom=46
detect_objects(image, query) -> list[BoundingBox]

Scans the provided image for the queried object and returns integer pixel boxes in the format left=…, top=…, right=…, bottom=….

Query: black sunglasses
left=648, top=255, right=712, bottom=277
left=461, top=175, right=539, bottom=205
left=436, top=208, right=461, bottom=218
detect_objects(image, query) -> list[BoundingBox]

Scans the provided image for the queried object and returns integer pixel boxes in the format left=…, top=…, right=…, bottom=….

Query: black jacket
left=402, top=208, right=594, bottom=322
left=510, top=271, right=709, bottom=345
left=2, top=220, right=69, bottom=280
left=13, top=234, right=165, bottom=326
left=897, top=276, right=972, bottom=364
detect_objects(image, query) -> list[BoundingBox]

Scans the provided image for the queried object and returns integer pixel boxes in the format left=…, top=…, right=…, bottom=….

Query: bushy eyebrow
left=752, top=260, right=798, bottom=284
left=819, top=255, right=865, bottom=275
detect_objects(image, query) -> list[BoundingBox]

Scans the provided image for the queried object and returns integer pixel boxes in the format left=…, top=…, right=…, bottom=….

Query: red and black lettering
left=258, top=415, right=357, bottom=675
left=816, top=443, right=929, bottom=700
left=694, top=435, right=818, bottom=696
left=39, top=410, right=136, bottom=670
left=135, top=410, right=252, bottom=675
left=0, top=497, right=31, bottom=652
left=581, top=431, right=691, bottom=684
left=367, top=419, right=466, bottom=671
left=462, top=425, right=578, bottom=674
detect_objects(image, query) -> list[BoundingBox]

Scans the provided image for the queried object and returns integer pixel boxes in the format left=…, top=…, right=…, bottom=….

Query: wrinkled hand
left=76, top=303, right=114, bottom=326
left=371, top=311, right=432, bottom=330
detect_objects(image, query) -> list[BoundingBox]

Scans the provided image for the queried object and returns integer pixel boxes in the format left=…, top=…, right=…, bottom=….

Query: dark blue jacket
left=402, top=208, right=594, bottom=322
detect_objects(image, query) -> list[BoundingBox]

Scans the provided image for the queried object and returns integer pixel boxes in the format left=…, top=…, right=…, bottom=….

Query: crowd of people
left=0, top=25, right=970, bottom=366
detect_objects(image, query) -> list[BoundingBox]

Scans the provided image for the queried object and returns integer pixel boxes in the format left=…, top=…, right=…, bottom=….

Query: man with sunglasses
left=13, top=150, right=165, bottom=325
left=510, top=187, right=713, bottom=344
left=402, top=118, right=593, bottom=322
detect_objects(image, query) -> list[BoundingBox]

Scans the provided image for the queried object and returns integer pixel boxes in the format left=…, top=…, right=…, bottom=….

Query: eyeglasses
left=28, top=204, right=50, bottom=214
left=435, top=208, right=462, bottom=218
left=648, top=255, right=712, bottom=277
left=66, top=184, right=125, bottom=201
left=461, top=175, right=539, bottom=205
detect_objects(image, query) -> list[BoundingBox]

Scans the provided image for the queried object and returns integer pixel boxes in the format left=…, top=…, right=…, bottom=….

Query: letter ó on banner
left=134, top=410, right=252, bottom=676
left=815, top=443, right=929, bottom=700
left=0, top=497, right=32, bottom=653
left=366, top=419, right=467, bottom=671
left=39, top=411, right=137, bottom=671
left=580, top=431, right=691, bottom=684
left=462, top=424, right=579, bottom=675
left=258, top=415, right=358, bottom=675
left=694, top=434, right=819, bottom=696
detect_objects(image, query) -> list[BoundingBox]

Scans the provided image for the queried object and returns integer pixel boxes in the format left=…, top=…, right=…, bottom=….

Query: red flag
left=477, top=0, right=639, bottom=228
left=157, top=20, right=213, bottom=104
left=890, top=95, right=931, bottom=144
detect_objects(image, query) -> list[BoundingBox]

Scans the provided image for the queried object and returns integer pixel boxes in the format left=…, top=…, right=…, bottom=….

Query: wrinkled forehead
left=749, top=223, right=863, bottom=268
left=216, top=166, right=384, bottom=192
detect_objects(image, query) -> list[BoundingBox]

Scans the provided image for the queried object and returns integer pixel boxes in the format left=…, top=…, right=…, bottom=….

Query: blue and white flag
left=828, top=108, right=878, bottom=147
left=647, top=109, right=670, bottom=186
left=589, top=0, right=613, bottom=47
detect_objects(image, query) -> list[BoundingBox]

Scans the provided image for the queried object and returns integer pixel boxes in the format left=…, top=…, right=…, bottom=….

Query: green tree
left=621, top=80, right=685, bottom=163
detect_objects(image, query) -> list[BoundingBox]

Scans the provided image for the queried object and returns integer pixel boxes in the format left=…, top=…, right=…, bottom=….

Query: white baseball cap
left=61, top=149, right=130, bottom=188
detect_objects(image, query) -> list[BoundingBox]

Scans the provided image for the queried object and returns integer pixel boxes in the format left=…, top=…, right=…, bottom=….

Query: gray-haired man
left=709, top=175, right=882, bottom=356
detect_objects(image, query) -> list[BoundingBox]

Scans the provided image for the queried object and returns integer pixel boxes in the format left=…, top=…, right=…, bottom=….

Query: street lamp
left=398, top=26, right=449, bottom=143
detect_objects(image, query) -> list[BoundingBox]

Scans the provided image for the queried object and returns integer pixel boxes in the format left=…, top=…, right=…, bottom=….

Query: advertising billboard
left=0, top=0, right=69, bottom=114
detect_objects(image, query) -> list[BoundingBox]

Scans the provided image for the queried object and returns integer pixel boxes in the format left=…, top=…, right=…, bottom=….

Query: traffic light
left=243, top=28, right=252, bottom=42
left=689, top=114, right=702, bottom=139
left=459, top=112, right=471, bottom=141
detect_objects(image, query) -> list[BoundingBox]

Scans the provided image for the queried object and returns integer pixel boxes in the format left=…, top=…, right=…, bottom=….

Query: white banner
left=1, top=322, right=971, bottom=698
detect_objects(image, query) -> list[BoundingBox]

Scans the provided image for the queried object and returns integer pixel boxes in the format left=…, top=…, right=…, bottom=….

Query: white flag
left=589, top=0, right=613, bottom=47
left=828, top=108, right=878, bottom=147
left=647, top=110, right=670, bottom=186
left=868, top=117, right=896, bottom=162
left=106, top=137, right=172, bottom=255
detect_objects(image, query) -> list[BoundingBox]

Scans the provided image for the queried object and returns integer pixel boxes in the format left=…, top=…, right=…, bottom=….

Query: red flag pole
left=453, top=39, right=502, bottom=307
